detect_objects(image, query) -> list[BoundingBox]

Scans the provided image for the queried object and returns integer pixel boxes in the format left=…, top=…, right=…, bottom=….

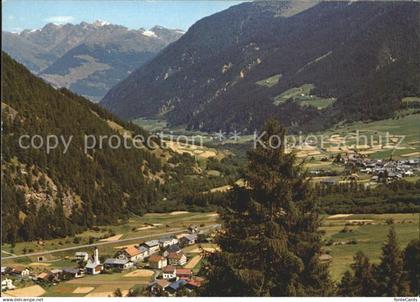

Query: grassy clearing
left=321, top=213, right=419, bottom=281
left=299, top=97, right=336, bottom=109
left=402, top=96, right=420, bottom=105
left=43, top=279, right=145, bottom=297
left=132, top=117, right=167, bottom=132
left=256, top=74, right=282, bottom=88
left=273, top=83, right=336, bottom=109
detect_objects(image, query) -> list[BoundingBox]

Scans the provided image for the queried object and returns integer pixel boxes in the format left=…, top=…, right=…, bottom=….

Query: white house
left=404, top=170, right=414, bottom=176
left=1, top=278, right=16, bottom=291
left=141, top=240, right=160, bottom=255
left=85, top=248, right=103, bottom=275
left=159, top=236, right=179, bottom=248
left=104, top=258, right=134, bottom=270
left=75, top=252, right=89, bottom=262
left=12, top=268, right=30, bottom=278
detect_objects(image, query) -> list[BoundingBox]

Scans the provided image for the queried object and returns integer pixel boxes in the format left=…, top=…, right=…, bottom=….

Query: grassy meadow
left=321, top=213, right=419, bottom=281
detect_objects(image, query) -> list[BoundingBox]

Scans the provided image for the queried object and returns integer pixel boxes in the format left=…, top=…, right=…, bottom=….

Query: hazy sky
left=3, top=0, right=245, bottom=32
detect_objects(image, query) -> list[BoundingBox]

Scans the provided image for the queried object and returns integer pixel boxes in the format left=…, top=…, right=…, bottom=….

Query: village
left=310, top=153, right=420, bottom=186
left=1, top=224, right=220, bottom=297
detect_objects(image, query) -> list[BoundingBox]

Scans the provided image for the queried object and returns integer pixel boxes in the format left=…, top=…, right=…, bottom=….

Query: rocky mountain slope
left=2, top=22, right=183, bottom=101
left=101, top=1, right=420, bottom=133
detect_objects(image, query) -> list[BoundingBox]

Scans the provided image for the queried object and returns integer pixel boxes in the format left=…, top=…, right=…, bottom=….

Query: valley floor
left=2, top=212, right=419, bottom=296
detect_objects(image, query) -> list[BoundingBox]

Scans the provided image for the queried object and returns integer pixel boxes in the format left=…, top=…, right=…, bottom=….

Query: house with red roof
left=167, top=252, right=187, bottom=266
left=175, top=268, right=192, bottom=280
left=149, top=254, right=167, bottom=269
left=116, top=246, right=143, bottom=262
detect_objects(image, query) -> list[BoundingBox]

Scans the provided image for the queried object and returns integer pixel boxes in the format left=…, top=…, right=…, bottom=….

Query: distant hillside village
left=1, top=225, right=220, bottom=296
left=311, top=154, right=420, bottom=186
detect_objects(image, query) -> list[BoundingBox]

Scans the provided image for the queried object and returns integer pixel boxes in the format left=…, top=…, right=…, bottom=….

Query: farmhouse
left=150, top=279, right=171, bottom=293
left=75, top=252, right=89, bottom=262
left=180, top=234, right=197, bottom=246
left=49, top=269, right=63, bottom=282
left=138, top=245, right=149, bottom=259
left=159, top=236, right=178, bottom=248
left=141, top=240, right=160, bottom=255
left=167, top=252, right=187, bottom=266
left=149, top=254, right=167, bottom=269
left=163, top=244, right=182, bottom=257
left=162, top=265, right=177, bottom=280
left=176, top=268, right=192, bottom=280
left=116, top=246, right=143, bottom=262
left=1, top=278, right=16, bottom=291
left=104, top=258, right=134, bottom=270
left=12, top=267, right=30, bottom=278
left=36, top=272, right=49, bottom=282
left=63, top=268, right=84, bottom=278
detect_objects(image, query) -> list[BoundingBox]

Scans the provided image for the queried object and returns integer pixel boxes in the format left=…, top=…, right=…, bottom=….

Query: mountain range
left=101, top=1, right=420, bottom=133
left=2, top=21, right=183, bottom=101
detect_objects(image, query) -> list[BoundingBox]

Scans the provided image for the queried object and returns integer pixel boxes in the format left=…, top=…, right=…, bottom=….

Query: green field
left=402, top=96, right=420, bottom=105
left=132, top=117, right=167, bottom=132
left=320, top=113, right=420, bottom=160
left=41, top=270, right=151, bottom=297
left=256, top=74, right=282, bottom=88
left=321, top=213, right=419, bottom=280
left=273, top=83, right=336, bottom=109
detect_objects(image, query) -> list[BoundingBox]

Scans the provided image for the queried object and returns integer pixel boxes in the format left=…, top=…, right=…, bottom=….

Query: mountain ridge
left=2, top=21, right=184, bottom=101
left=101, top=1, right=420, bottom=133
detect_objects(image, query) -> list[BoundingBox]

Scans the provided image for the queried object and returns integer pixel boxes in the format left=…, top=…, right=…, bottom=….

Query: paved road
left=1, top=224, right=220, bottom=260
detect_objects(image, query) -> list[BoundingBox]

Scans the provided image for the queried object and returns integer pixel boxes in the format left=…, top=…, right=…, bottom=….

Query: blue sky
left=3, top=0, right=245, bottom=32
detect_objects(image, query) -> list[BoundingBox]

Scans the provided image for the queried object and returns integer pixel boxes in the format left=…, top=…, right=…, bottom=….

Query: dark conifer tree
left=337, top=251, right=376, bottom=296
left=337, top=271, right=354, bottom=296
left=202, top=120, right=332, bottom=296
left=375, top=227, right=411, bottom=296
left=403, top=239, right=419, bottom=296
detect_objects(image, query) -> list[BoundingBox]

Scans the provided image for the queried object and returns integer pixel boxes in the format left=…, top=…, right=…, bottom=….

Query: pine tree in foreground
left=403, top=239, right=419, bottom=296
left=374, top=227, right=411, bottom=296
left=337, top=251, right=376, bottom=296
left=202, top=120, right=332, bottom=296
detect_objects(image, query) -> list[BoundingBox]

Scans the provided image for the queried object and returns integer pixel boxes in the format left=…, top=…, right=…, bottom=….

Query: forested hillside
left=1, top=52, right=187, bottom=243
